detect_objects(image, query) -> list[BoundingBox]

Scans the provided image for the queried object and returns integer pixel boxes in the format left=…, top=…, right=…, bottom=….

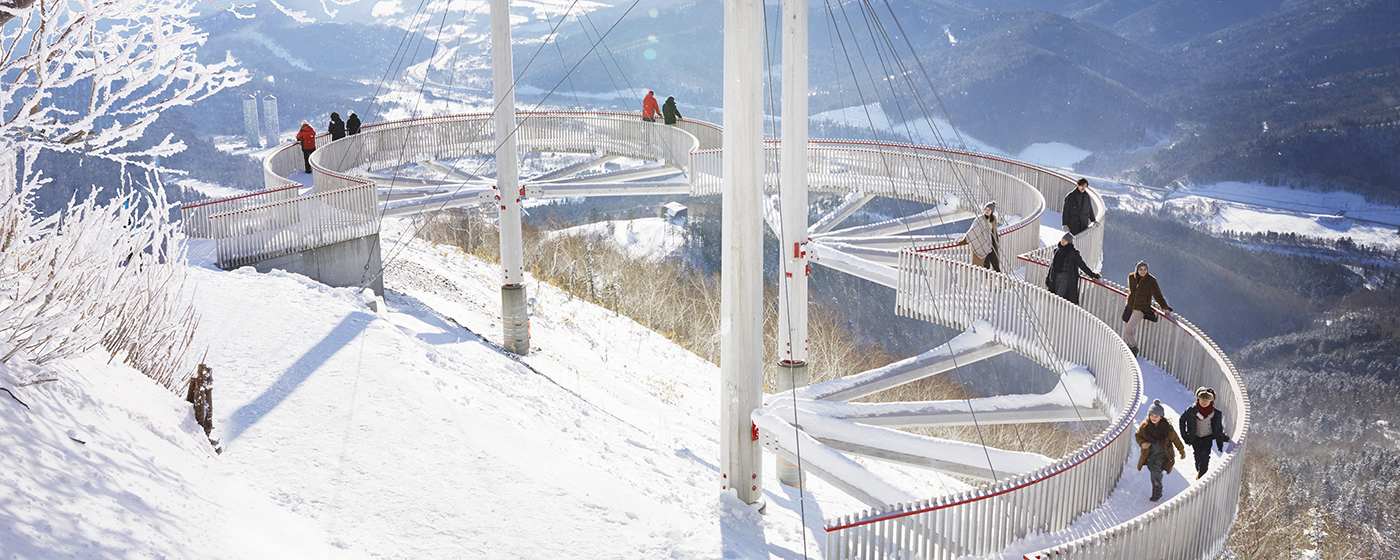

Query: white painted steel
left=791, top=338, right=1011, bottom=402
left=778, top=0, right=810, bottom=369
left=201, top=110, right=1242, bottom=559
left=720, top=0, right=766, bottom=507
left=181, top=184, right=302, bottom=239
left=774, top=0, right=810, bottom=489
left=806, top=400, right=1108, bottom=428
left=1018, top=258, right=1250, bottom=560
left=810, top=192, right=875, bottom=234
left=491, top=0, right=524, bottom=291
left=811, top=252, right=1143, bottom=558
left=205, top=183, right=378, bottom=270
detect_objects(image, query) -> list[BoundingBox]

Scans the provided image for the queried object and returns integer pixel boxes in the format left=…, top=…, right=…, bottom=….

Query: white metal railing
left=206, top=182, right=378, bottom=269
left=213, top=111, right=702, bottom=269
left=303, top=111, right=702, bottom=192
left=180, top=184, right=302, bottom=239
left=190, top=112, right=1242, bottom=559
left=816, top=251, right=1142, bottom=560
left=1018, top=257, right=1249, bottom=560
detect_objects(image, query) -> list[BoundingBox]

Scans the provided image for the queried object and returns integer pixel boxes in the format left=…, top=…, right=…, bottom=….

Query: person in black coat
left=328, top=111, right=346, bottom=141
left=662, top=96, right=683, bottom=125
left=1047, top=232, right=1100, bottom=305
left=1062, top=177, right=1095, bottom=235
left=1179, top=387, right=1231, bottom=480
left=346, top=112, right=361, bottom=135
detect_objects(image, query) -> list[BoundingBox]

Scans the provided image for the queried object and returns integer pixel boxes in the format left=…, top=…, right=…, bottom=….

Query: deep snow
left=4, top=209, right=1215, bottom=559
left=3, top=217, right=968, bottom=559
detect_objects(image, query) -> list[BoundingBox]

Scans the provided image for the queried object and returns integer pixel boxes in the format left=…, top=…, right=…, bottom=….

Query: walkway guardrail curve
left=181, top=111, right=1245, bottom=560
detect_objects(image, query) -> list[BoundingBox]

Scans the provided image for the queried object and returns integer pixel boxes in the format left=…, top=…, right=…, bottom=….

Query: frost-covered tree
left=1, top=0, right=247, bottom=169
left=0, top=0, right=245, bottom=391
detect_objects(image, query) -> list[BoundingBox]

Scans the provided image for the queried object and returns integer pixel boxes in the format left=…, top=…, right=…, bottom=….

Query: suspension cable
left=762, top=3, right=811, bottom=556
left=361, top=0, right=646, bottom=292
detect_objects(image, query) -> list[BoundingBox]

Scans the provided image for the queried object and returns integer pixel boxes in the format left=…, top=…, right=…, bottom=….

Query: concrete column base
left=775, top=362, right=809, bottom=487
left=502, top=285, right=530, bottom=355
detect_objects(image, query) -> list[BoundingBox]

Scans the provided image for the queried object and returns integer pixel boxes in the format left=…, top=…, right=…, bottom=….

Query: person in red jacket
left=642, top=90, right=659, bottom=122
left=296, top=121, right=316, bottom=173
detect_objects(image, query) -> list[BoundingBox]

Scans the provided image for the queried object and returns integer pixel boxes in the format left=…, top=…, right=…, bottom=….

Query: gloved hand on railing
left=1091, top=272, right=1102, bottom=279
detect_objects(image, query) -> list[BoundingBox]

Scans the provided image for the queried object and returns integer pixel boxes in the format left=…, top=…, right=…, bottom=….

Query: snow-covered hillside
left=1, top=218, right=969, bottom=559
left=548, top=216, right=687, bottom=261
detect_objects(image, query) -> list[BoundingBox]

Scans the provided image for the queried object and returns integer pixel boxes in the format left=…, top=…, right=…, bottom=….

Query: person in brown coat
left=1136, top=399, right=1186, bottom=502
left=1123, top=260, right=1172, bottom=356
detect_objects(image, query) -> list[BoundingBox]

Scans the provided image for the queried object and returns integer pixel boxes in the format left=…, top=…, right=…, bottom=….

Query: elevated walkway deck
left=179, top=111, right=1248, bottom=560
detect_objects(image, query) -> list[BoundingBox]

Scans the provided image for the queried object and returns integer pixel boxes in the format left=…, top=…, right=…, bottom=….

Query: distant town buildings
left=242, top=94, right=261, bottom=148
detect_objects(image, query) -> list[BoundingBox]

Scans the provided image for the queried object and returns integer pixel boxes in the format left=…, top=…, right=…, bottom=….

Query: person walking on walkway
left=1136, top=399, right=1185, bottom=502
left=1179, top=387, right=1230, bottom=480
left=1123, top=260, right=1172, bottom=356
left=1047, top=232, right=1101, bottom=305
left=346, top=112, right=362, bottom=135
left=959, top=201, right=1002, bottom=272
left=328, top=112, right=346, bottom=141
left=1062, top=178, right=1095, bottom=235
left=662, top=96, right=683, bottom=125
left=642, top=91, right=659, bottom=122
left=296, top=121, right=317, bottom=174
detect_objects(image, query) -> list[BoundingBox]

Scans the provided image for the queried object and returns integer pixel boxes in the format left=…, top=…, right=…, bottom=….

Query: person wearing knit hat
left=1046, top=231, right=1102, bottom=306
left=1179, top=387, right=1230, bottom=480
left=1122, top=260, right=1173, bottom=356
left=1136, top=398, right=1185, bottom=502
left=958, top=201, right=1002, bottom=272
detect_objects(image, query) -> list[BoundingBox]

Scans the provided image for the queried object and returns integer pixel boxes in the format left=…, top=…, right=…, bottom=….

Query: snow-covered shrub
left=0, top=0, right=245, bottom=391
left=0, top=154, right=199, bottom=391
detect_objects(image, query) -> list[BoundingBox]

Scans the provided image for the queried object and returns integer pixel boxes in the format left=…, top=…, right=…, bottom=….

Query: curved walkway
left=182, top=111, right=1248, bottom=560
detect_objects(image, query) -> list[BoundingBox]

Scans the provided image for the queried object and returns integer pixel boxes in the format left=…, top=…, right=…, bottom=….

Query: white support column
left=775, top=0, right=809, bottom=489
left=491, top=0, right=529, bottom=355
left=721, top=0, right=765, bottom=507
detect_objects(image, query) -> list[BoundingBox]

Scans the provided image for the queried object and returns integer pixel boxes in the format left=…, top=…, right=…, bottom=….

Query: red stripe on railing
left=823, top=412, right=1135, bottom=532
left=182, top=184, right=303, bottom=210
left=821, top=249, right=1144, bottom=532
left=1018, top=255, right=1192, bottom=332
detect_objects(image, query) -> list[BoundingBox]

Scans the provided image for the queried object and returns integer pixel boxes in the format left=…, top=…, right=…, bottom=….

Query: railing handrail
left=205, top=182, right=375, bottom=220
left=181, top=183, right=303, bottom=211
left=202, top=112, right=1239, bottom=559
left=1017, top=256, right=1249, bottom=560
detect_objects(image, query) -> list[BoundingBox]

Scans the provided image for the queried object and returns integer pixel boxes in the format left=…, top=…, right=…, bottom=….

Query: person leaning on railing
left=1136, top=399, right=1186, bottom=503
left=1046, top=231, right=1101, bottom=305
left=1122, top=260, right=1172, bottom=356
left=642, top=90, right=659, bottom=123
left=1179, top=387, right=1231, bottom=480
left=347, top=112, right=361, bottom=135
left=662, top=96, right=683, bottom=125
left=957, top=201, right=1002, bottom=272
